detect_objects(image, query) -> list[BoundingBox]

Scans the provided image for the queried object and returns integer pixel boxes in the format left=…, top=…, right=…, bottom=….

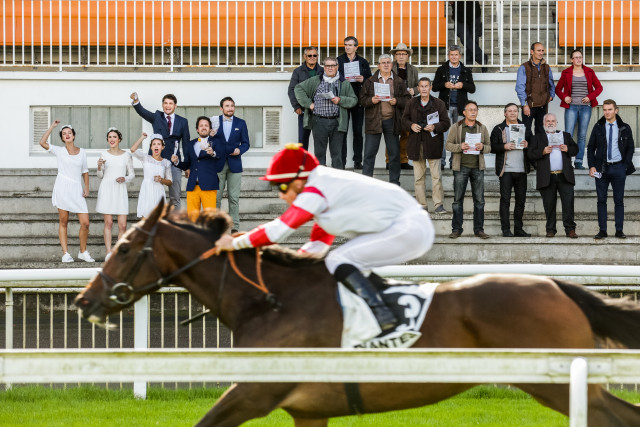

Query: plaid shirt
left=313, top=80, right=340, bottom=118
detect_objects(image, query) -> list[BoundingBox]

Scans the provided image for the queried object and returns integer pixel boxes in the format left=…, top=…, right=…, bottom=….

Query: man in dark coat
left=490, top=103, right=533, bottom=237
left=287, top=46, right=323, bottom=150
left=402, top=77, right=450, bottom=213
left=528, top=113, right=579, bottom=238
left=587, top=99, right=636, bottom=239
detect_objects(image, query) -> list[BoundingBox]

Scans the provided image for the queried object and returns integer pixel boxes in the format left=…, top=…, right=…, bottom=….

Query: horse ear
left=144, top=199, right=165, bottom=228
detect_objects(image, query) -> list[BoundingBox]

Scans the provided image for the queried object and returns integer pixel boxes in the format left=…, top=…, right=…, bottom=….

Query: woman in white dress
left=96, top=128, right=138, bottom=261
left=130, top=134, right=173, bottom=218
left=39, top=120, right=94, bottom=263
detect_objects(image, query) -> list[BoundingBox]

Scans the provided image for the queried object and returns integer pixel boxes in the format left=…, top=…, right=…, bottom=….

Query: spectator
left=294, top=57, right=358, bottom=169
left=338, top=36, right=372, bottom=169
left=433, top=45, right=476, bottom=169
left=527, top=113, right=579, bottom=238
left=130, top=134, right=173, bottom=219
left=445, top=100, right=491, bottom=239
left=555, top=49, right=603, bottom=170
left=402, top=77, right=451, bottom=213
left=450, top=1, right=488, bottom=71
left=212, top=97, right=251, bottom=233
left=130, top=92, right=190, bottom=209
left=96, top=128, right=136, bottom=261
left=38, top=121, right=93, bottom=263
left=287, top=46, right=323, bottom=150
left=588, top=99, right=636, bottom=239
left=490, top=103, right=532, bottom=237
left=516, top=42, right=555, bottom=136
left=390, top=42, right=419, bottom=171
left=172, top=116, right=224, bottom=222
left=360, top=54, right=411, bottom=185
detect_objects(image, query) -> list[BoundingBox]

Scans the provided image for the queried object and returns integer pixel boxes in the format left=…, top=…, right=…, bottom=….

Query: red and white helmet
left=260, top=143, right=319, bottom=184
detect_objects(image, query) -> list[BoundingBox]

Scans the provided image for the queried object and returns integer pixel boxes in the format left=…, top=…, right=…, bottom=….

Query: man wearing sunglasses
left=215, top=144, right=435, bottom=333
left=288, top=46, right=323, bottom=151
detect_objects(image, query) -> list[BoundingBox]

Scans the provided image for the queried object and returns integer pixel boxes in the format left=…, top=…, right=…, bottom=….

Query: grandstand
left=0, top=0, right=639, bottom=267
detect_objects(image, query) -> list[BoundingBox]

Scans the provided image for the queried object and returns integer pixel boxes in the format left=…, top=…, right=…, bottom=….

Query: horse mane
left=162, top=208, right=325, bottom=267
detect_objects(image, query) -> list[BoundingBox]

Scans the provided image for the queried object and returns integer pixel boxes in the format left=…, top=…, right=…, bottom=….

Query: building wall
left=2, top=71, right=638, bottom=170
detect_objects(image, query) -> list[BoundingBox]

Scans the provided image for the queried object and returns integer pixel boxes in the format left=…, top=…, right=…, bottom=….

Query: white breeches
left=324, top=208, right=435, bottom=274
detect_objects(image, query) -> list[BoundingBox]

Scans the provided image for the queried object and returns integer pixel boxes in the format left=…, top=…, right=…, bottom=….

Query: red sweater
left=555, top=65, right=603, bottom=108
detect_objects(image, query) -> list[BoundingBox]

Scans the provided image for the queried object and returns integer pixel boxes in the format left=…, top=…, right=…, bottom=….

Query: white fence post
left=5, top=287, right=13, bottom=350
left=570, top=357, right=588, bottom=427
left=133, top=296, right=149, bottom=399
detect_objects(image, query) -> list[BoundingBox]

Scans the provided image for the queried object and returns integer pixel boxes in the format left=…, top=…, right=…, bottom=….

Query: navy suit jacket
left=133, top=102, right=190, bottom=162
left=175, top=137, right=223, bottom=192
left=211, top=116, right=250, bottom=173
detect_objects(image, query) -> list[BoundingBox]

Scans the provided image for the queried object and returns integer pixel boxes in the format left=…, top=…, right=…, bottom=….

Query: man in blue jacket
left=171, top=116, right=223, bottom=221
left=212, top=97, right=250, bottom=233
left=130, top=92, right=190, bottom=209
left=588, top=99, right=636, bottom=239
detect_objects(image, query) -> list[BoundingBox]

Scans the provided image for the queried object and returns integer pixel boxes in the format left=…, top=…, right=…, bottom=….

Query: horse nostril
left=75, top=296, right=90, bottom=307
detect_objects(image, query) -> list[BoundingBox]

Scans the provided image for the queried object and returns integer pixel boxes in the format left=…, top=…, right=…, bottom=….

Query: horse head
left=74, top=199, right=232, bottom=329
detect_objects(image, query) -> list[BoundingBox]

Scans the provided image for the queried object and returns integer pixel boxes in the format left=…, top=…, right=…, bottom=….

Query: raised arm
left=39, top=120, right=61, bottom=150
left=130, top=92, right=156, bottom=123
left=129, top=132, right=148, bottom=153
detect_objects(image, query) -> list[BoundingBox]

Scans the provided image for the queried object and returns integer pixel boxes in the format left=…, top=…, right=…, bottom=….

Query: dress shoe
left=474, top=231, right=490, bottom=239
left=448, top=231, right=461, bottom=239
left=545, top=231, right=556, bottom=238
left=434, top=205, right=447, bottom=214
left=574, top=163, right=585, bottom=170
left=566, top=230, right=578, bottom=238
left=400, top=163, right=413, bottom=170
left=594, top=230, right=608, bottom=240
left=615, top=230, right=627, bottom=239
left=385, top=163, right=389, bottom=170
left=502, top=230, right=514, bottom=237
left=514, top=229, right=531, bottom=237
left=353, top=162, right=363, bottom=170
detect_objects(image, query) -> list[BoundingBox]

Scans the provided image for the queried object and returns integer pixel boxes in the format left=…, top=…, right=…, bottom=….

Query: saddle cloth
left=338, top=281, right=440, bottom=348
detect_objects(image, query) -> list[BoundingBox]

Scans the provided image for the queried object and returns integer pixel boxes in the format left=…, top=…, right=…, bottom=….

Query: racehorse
left=75, top=200, right=640, bottom=427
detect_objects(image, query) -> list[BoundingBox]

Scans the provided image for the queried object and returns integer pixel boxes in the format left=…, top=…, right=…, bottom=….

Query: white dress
left=47, top=144, right=89, bottom=213
left=132, top=150, right=172, bottom=218
left=96, top=151, right=135, bottom=215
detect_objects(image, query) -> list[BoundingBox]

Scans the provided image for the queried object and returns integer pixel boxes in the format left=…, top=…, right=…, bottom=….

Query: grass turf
left=1, top=384, right=638, bottom=426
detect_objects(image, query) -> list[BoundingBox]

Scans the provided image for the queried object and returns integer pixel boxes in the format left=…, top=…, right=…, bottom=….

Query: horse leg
left=518, top=383, right=640, bottom=427
left=292, top=418, right=328, bottom=427
left=195, top=383, right=293, bottom=427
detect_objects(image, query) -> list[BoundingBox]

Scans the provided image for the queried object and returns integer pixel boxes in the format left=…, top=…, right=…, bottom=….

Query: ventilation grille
left=263, top=108, right=281, bottom=146
left=32, top=108, right=51, bottom=146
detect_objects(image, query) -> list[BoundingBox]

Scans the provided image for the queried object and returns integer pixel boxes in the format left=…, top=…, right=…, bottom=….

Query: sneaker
left=574, top=163, right=585, bottom=170
left=61, top=252, right=74, bottom=263
left=78, top=250, right=95, bottom=263
left=104, top=252, right=112, bottom=262
left=434, top=205, right=447, bottom=214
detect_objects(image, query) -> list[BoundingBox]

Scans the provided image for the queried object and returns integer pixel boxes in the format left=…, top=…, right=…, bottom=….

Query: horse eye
left=118, top=245, right=130, bottom=254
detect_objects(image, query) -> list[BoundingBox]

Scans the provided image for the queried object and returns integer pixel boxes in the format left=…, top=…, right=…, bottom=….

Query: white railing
left=3, top=348, right=640, bottom=426
left=1, top=0, right=639, bottom=71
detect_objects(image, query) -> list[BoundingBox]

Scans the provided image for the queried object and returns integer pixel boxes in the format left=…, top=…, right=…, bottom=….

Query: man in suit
left=171, top=116, right=223, bottom=221
left=587, top=99, right=636, bottom=239
left=528, top=113, right=579, bottom=238
left=130, top=92, right=190, bottom=209
left=212, top=97, right=250, bottom=233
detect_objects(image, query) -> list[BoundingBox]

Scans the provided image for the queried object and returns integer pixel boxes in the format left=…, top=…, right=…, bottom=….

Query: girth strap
left=344, top=383, right=365, bottom=415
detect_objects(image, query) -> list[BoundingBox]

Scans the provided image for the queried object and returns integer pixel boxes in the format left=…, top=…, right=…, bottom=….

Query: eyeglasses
left=324, top=64, right=338, bottom=67
left=395, top=52, right=408, bottom=55
left=306, top=54, right=318, bottom=58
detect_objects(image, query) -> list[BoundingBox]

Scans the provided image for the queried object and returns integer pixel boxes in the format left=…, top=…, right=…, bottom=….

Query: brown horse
left=75, top=201, right=640, bottom=427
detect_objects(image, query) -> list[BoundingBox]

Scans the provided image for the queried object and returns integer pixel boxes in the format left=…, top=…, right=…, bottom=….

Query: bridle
left=98, top=221, right=279, bottom=311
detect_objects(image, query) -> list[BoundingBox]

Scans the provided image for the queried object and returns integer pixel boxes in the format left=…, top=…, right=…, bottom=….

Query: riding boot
left=334, top=264, right=398, bottom=332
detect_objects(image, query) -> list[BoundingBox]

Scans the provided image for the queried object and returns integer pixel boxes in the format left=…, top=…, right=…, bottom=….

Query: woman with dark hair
left=96, top=128, right=138, bottom=261
left=130, top=133, right=173, bottom=218
left=555, top=49, right=603, bottom=169
left=39, top=120, right=93, bottom=263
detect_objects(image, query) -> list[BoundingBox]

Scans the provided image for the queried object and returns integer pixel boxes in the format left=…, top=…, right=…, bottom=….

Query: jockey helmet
left=261, top=143, right=319, bottom=188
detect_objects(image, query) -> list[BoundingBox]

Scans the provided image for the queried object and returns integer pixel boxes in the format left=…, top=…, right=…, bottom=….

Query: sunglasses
left=306, top=54, right=318, bottom=57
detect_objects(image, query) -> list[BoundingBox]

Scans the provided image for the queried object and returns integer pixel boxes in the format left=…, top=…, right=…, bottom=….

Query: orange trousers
left=187, top=185, right=217, bottom=221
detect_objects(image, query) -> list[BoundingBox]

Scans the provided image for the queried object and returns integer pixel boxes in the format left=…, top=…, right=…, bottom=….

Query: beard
left=545, top=126, right=557, bottom=133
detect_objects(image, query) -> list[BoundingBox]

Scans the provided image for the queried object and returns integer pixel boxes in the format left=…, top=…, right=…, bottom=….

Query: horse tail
left=553, top=278, right=640, bottom=349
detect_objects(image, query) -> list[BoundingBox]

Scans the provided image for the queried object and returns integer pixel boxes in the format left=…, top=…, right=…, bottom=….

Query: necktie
left=167, top=115, right=172, bottom=134
left=608, top=123, right=613, bottom=161
left=223, top=116, right=233, bottom=122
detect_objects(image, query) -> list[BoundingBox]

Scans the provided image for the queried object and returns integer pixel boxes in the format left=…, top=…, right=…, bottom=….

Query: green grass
left=1, top=385, right=638, bottom=426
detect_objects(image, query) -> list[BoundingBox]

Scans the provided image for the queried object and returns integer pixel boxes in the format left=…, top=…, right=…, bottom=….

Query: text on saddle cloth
left=338, top=281, right=440, bottom=349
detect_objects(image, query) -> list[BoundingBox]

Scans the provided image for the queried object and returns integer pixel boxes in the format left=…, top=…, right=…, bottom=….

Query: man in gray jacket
left=288, top=46, right=323, bottom=150
left=294, top=57, right=358, bottom=169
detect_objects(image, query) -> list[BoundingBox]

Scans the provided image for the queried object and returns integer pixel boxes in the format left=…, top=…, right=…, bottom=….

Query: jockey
left=215, top=143, right=435, bottom=331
